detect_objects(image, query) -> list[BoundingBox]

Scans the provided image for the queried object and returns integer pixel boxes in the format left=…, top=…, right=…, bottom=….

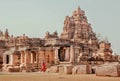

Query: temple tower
left=60, top=7, right=97, bottom=44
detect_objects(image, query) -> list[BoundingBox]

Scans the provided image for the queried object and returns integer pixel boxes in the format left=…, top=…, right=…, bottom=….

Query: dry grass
left=0, top=72, right=120, bottom=81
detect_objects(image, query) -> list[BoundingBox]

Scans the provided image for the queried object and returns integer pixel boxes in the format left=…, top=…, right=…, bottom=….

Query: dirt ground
left=0, top=72, right=120, bottom=81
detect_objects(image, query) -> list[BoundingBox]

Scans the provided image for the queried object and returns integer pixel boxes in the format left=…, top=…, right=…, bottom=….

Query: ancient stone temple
left=0, top=7, right=117, bottom=73
left=60, top=7, right=98, bottom=58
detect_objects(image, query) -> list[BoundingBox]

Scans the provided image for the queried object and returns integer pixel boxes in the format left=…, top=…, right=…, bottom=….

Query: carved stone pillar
left=65, top=47, right=70, bottom=61
left=20, top=51, right=25, bottom=64
left=24, top=51, right=26, bottom=65
left=24, top=51, right=30, bottom=65
left=70, top=45, right=75, bottom=63
left=20, top=52, right=23, bottom=64
left=35, top=51, right=38, bottom=63
left=31, top=52, right=33, bottom=63
left=3, top=55, right=6, bottom=65
left=10, top=54, right=13, bottom=65
left=54, top=47, right=59, bottom=64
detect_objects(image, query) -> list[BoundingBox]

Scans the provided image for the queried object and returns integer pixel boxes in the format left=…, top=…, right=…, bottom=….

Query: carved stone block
left=96, top=63, right=120, bottom=77
left=72, top=65, right=91, bottom=74
left=59, top=65, right=74, bottom=74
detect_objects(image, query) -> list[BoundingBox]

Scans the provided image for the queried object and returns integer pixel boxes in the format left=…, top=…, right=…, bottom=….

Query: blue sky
left=0, top=0, right=120, bottom=54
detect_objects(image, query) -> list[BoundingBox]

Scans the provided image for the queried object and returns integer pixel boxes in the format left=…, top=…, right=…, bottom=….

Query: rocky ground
left=0, top=72, right=120, bottom=81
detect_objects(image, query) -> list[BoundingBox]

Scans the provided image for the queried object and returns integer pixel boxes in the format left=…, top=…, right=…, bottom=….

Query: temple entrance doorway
left=58, top=47, right=65, bottom=61
left=6, top=55, right=9, bottom=64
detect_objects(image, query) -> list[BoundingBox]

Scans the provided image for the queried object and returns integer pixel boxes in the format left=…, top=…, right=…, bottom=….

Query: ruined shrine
left=0, top=7, right=118, bottom=73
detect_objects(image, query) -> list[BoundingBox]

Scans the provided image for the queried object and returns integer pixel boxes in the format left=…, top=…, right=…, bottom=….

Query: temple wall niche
left=13, top=54, right=20, bottom=65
